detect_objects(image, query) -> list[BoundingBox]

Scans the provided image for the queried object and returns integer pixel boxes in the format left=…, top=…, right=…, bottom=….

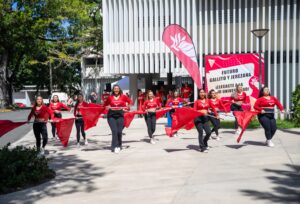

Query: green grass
left=219, top=119, right=299, bottom=129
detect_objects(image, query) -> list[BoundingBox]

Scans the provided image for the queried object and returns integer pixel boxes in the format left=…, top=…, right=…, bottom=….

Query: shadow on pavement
left=278, top=129, right=300, bottom=136
left=240, top=164, right=300, bottom=203
left=225, top=144, right=246, bottom=149
left=243, top=141, right=266, bottom=146
left=0, top=152, right=108, bottom=204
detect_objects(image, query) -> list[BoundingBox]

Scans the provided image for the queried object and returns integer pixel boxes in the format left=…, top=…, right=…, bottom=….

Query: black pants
left=230, top=103, right=243, bottom=129
left=144, top=112, right=156, bottom=138
left=194, top=116, right=211, bottom=149
left=258, top=114, right=277, bottom=140
left=108, top=110, right=124, bottom=149
left=51, top=112, right=62, bottom=138
left=209, top=114, right=220, bottom=136
left=75, top=118, right=86, bottom=143
left=33, top=122, right=48, bottom=150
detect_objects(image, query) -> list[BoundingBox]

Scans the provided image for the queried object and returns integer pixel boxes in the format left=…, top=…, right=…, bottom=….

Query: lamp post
left=251, top=28, right=269, bottom=90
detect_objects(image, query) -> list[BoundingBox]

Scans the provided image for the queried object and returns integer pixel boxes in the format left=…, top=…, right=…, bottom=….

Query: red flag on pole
left=233, top=111, right=259, bottom=143
left=124, top=110, right=145, bottom=128
left=165, top=107, right=203, bottom=136
left=163, top=24, right=202, bottom=89
left=55, top=118, right=74, bottom=147
left=155, top=107, right=172, bottom=120
left=0, top=120, right=26, bottom=137
left=80, top=105, right=106, bottom=131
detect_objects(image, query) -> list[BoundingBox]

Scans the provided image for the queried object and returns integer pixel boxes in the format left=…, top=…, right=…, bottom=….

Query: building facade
left=103, top=0, right=300, bottom=110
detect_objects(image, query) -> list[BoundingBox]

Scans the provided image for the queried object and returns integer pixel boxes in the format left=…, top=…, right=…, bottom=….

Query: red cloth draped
left=55, top=118, right=75, bottom=147
left=233, top=111, right=259, bottom=143
left=124, top=110, right=145, bottom=128
left=0, top=120, right=26, bottom=137
left=80, top=104, right=106, bottom=131
left=155, top=107, right=172, bottom=120
left=165, top=107, right=203, bottom=136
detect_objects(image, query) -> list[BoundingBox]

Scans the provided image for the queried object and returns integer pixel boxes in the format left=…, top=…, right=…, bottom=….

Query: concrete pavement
left=0, top=116, right=299, bottom=204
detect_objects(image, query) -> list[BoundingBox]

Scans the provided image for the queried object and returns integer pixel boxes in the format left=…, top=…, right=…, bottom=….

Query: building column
left=145, top=74, right=153, bottom=91
left=129, top=74, right=138, bottom=109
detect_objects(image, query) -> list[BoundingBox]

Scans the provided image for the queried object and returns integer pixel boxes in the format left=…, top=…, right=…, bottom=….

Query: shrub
left=291, top=84, right=300, bottom=126
left=0, top=145, right=55, bottom=194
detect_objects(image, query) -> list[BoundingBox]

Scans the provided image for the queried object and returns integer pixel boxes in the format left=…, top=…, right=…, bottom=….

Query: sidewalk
left=0, top=117, right=299, bottom=204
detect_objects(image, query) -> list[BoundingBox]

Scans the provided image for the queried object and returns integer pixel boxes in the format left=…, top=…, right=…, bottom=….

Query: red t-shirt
left=181, top=87, right=192, bottom=98
left=28, top=105, right=53, bottom=121
left=138, top=93, right=145, bottom=103
left=231, top=92, right=247, bottom=103
left=101, top=93, right=110, bottom=104
left=209, top=98, right=227, bottom=112
left=254, top=96, right=284, bottom=112
left=167, top=94, right=173, bottom=100
left=166, top=97, right=187, bottom=107
left=194, top=99, right=217, bottom=116
left=143, top=98, right=161, bottom=110
left=49, top=102, right=70, bottom=112
left=104, top=95, right=133, bottom=108
left=74, top=101, right=89, bottom=116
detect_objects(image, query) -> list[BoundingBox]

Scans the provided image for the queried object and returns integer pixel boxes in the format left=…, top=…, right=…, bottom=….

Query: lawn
left=219, top=119, right=299, bottom=129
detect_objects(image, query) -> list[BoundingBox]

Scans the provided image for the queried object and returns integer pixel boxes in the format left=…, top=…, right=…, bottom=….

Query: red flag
left=55, top=118, right=74, bottom=147
left=80, top=105, right=106, bottom=131
left=155, top=107, right=172, bottom=120
left=124, top=110, right=145, bottom=128
left=0, top=120, right=26, bottom=137
left=165, top=107, right=203, bottom=136
left=233, top=111, right=258, bottom=143
left=163, top=24, right=202, bottom=89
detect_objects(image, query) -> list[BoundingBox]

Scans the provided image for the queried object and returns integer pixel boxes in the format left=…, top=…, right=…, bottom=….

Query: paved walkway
left=0, top=115, right=299, bottom=204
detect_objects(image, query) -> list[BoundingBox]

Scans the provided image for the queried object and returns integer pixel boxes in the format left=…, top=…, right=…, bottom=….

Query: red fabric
left=56, top=118, right=74, bottom=147
left=155, top=107, right=172, bottom=120
left=101, top=93, right=110, bottom=104
left=0, top=120, right=26, bottom=137
left=231, top=92, right=247, bottom=103
left=80, top=105, right=106, bottom=131
left=163, top=24, right=202, bottom=89
left=181, top=87, right=192, bottom=98
left=165, top=107, right=203, bottom=136
left=254, top=96, right=284, bottom=112
left=194, top=99, right=218, bottom=116
left=233, top=111, right=259, bottom=143
left=28, top=105, right=53, bottom=121
left=143, top=98, right=161, bottom=110
left=184, top=120, right=195, bottom=130
left=49, top=102, right=70, bottom=112
left=209, top=98, right=228, bottom=112
left=73, top=101, right=89, bottom=116
left=104, top=95, right=133, bottom=107
left=165, top=97, right=187, bottom=107
left=138, top=93, right=145, bottom=111
left=124, top=110, right=145, bottom=128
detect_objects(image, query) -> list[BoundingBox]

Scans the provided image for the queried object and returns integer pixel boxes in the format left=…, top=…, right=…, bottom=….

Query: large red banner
left=205, top=53, right=264, bottom=106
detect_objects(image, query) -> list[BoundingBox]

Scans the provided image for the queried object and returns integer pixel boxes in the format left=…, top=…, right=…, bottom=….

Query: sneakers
left=212, top=135, right=220, bottom=140
left=200, top=148, right=209, bottom=153
left=150, top=138, right=156, bottom=144
left=77, top=143, right=81, bottom=148
left=84, top=138, right=88, bottom=145
left=235, top=128, right=242, bottom=135
left=266, top=140, right=275, bottom=147
left=114, top=147, right=121, bottom=154
left=39, top=147, right=45, bottom=156
left=173, top=133, right=178, bottom=137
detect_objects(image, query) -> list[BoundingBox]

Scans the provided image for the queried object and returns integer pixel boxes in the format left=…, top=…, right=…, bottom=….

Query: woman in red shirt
left=27, top=96, right=53, bottom=155
left=230, top=85, right=248, bottom=132
left=194, top=89, right=218, bottom=153
left=208, top=89, right=228, bottom=140
left=143, top=90, right=161, bottom=144
left=49, top=95, right=70, bottom=139
left=104, top=85, right=132, bottom=153
left=254, top=87, right=285, bottom=147
left=74, top=93, right=89, bottom=147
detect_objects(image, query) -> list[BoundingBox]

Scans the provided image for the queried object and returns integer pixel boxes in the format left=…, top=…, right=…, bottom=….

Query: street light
left=251, top=28, right=269, bottom=90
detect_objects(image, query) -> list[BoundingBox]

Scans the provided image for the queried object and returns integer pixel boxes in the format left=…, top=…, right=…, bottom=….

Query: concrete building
left=102, top=0, right=300, bottom=110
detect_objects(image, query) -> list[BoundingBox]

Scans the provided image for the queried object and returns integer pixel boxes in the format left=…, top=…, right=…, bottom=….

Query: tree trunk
left=0, top=50, right=8, bottom=108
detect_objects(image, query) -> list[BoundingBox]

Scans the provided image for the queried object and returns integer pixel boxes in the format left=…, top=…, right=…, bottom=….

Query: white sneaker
left=235, top=128, right=241, bottom=135
left=84, top=139, right=88, bottom=145
left=173, top=133, right=178, bottom=137
left=150, top=138, right=156, bottom=144
left=39, top=148, right=45, bottom=156
left=266, top=140, right=275, bottom=147
left=77, top=143, right=81, bottom=148
left=215, top=136, right=220, bottom=141
left=114, top=147, right=120, bottom=154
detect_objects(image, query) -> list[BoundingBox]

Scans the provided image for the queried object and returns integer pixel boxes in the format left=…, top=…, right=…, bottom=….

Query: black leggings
left=33, top=122, right=48, bottom=150
left=75, top=118, right=86, bottom=143
left=144, top=112, right=156, bottom=138
left=108, top=110, right=124, bottom=149
left=51, top=112, right=62, bottom=137
left=194, top=116, right=211, bottom=149
left=258, top=114, right=277, bottom=140
left=209, top=113, right=220, bottom=136
left=230, top=103, right=243, bottom=129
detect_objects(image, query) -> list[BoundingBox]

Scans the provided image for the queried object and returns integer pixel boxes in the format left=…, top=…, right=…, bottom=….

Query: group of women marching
left=27, top=83, right=285, bottom=155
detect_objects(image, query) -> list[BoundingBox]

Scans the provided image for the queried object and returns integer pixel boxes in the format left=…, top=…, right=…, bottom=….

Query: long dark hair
left=111, top=85, right=123, bottom=96
left=198, top=89, right=207, bottom=99
left=208, top=89, right=215, bottom=99
left=74, top=93, right=84, bottom=110
left=259, top=86, right=271, bottom=98
left=33, top=95, right=44, bottom=107
left=51, top=95, right=60, bottom=103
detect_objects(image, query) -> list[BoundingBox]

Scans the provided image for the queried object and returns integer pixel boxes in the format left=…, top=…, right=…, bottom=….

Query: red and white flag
left=163, top=24, right=202, bottom=89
